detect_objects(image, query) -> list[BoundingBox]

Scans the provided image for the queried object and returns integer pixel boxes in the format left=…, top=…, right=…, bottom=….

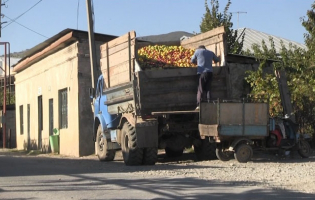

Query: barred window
left=59, top=89, right=68, bottom=129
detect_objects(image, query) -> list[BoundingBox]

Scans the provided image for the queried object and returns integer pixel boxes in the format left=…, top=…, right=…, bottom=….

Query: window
left=59, top=88, right=68, bottom=129
left=19, top=105, right=23, bottom=135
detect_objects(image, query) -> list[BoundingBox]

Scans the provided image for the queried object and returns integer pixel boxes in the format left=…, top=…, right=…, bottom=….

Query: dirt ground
left=2, top=148, right=315, bottom=194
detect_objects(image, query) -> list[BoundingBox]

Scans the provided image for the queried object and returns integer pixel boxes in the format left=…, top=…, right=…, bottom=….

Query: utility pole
left=231, top=11, right=247, bottom=29
left=0, top=0, right=5, bottom=37
left=0, top=0, right=2, bottom=37
left=86, top=0, right=98, bottom=91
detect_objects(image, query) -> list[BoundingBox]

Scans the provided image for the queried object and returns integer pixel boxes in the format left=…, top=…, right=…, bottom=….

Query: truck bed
left=100, top=27, right=228, bottom=116
left=104, top=67, right=228, bottom=115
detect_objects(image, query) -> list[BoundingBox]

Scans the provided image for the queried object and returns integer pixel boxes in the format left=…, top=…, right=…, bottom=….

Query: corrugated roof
left=237, top=28, right=307, bottom=53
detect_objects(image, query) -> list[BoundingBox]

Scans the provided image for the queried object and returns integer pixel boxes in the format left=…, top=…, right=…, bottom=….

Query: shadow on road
left=250, top=149, right=315, bottom=163
left=2, top=174, right=314, bottom=200
left=0, top=151, right=217, bottom=177
left=1, top=150, right=315, bottom=199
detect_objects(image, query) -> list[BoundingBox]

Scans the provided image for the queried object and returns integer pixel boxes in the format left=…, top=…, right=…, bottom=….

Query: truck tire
left=234, top=143, right=253, bottom=163
left=298, top=140, right=311, bottom=158
left=165, top=147, right=184, bottom=157
left=194, top=138, right=216, bottom=161
left=215, top=144, right=231, bottom=161
left=142, top=147, right=158, bottom=165
left=96, top=124, right=116, bottom=161
left=121, top=122, right=143, bottom=166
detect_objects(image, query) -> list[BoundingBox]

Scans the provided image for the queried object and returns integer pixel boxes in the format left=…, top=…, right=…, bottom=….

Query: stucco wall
left=14, top=39, right=107, bottom=157
left=77, top=41, right=103, bottom=156
left=15, top=42, right=80, bottom=156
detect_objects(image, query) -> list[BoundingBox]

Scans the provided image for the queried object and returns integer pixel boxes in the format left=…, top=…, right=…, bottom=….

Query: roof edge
left=13, top=32, right=74, bottom=73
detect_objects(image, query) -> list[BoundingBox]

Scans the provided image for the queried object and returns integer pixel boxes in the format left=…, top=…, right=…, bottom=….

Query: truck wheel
left=234, top=143, right=253, bottom=163
left=96, top=124, right=115, bottom=161
left=298, top=140, right=311, bottom=158
left=165, top=147, right=184, bottom=157
left=215, top=144, right=231, bottom=161
left=121, top=122, right=143, bottom=166
left=194, top=138, right=216, bottom=161
left=142, top=147, right=158, bottom=165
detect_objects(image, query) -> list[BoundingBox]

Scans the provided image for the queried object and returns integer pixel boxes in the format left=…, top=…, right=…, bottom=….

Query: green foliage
left=245, top=23, right=315, bottom=133
left=200, top=0, right=244, bottom=54
left=0, top=89, right=15, bottom=106
left=302, top=2, right=315, bottom=63
left=244, top=37, right=283, bottom=117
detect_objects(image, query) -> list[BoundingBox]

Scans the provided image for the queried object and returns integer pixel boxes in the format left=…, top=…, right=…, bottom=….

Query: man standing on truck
left=191, top=45, right=220, bottom=110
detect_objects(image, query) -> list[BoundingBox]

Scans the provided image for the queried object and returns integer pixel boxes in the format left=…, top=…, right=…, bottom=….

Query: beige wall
left=15, top=42, right=81, bottom=157
left=14, top=37, right=108, bottom=157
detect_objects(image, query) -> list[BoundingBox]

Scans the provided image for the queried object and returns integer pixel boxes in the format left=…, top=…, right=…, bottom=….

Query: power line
left=2, top=0, right=42, bottom=29
left=3, top=15, right=48, bottom=38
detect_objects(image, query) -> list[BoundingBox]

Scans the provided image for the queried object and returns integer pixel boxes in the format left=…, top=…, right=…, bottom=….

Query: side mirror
left=89, top=88, right=95, bottom=99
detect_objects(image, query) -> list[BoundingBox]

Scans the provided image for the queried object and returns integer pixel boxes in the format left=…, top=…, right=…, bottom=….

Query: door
left=27, top=104, right=30, bottom=149
left=49, top=99, right=53, bottom=136
left=94, top=77, right=103, bottom=117
left=38, top=96, right=43, bottom=149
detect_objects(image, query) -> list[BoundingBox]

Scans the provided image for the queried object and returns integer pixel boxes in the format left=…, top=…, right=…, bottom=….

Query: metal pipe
left=2, top=42, right=6, bottom=148
left=0, top=42, right=10, bottom=148
left=8, top=43, right=10, bottom=104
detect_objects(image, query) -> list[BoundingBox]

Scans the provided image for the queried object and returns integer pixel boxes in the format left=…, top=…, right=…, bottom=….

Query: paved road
left=0, top=150, right=314, bottom=200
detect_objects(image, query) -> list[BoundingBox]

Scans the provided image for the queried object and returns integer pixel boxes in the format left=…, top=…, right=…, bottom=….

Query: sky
left=0, top=0, right=314, bottom=55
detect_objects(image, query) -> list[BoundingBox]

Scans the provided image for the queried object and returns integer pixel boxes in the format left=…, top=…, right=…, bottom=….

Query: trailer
left=198, top=96, right=311, bottom=163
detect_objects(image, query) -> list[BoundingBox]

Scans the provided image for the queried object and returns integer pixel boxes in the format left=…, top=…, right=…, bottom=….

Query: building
left=236, top=28, right=307, bottom=53
left=13, top=29, right=116, bottom=157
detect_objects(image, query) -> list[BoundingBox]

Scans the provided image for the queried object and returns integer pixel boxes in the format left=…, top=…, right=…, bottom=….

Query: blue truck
left=89, top=28, right=228, bottom=165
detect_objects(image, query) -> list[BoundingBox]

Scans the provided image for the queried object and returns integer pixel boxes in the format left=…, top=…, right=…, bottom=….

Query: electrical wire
left=3, top=15, right=48, bottom=38
left=2, top=0, right=42, bottom=29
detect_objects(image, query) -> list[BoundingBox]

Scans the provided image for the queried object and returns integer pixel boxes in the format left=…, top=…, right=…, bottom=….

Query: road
left=0, top=149, right=314, bottom=200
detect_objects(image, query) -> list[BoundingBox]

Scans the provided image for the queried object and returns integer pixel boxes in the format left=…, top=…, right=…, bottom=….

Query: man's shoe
left=195, top=106, right=200, bottom=110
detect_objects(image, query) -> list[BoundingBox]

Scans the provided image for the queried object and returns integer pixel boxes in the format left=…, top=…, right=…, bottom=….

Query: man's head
left=198, top=45, right=206, bottom=49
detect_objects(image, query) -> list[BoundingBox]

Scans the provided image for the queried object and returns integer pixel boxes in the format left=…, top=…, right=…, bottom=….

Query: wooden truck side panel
left=100, top=31, right=136, bottom=88
left=181, top=26, right=227, bottom=67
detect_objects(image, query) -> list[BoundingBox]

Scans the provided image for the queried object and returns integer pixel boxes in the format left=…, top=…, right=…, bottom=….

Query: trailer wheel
left=234, top=143, right=253, bottom=163
left=215, top=144, right=231, bottom=161
left=298, top=140, right=311, bottom=158
left=121, top=122, right=143, bottom=166
left=194, top=138, right=216, bottom=161
left=142, top=147, right=158, bottom=165
left=165, top=147, right=184, bottom=157
left=96, top=124, right=116, bottom=161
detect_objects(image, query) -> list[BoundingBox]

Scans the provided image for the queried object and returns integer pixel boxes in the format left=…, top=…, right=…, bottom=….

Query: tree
left=0, top=89, right=15, bottom=106
left=302, top=2, right=315, bottom=63
left=200, top=0, right=244, bottom=54
left=245, top=2, right=315, bottom=134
